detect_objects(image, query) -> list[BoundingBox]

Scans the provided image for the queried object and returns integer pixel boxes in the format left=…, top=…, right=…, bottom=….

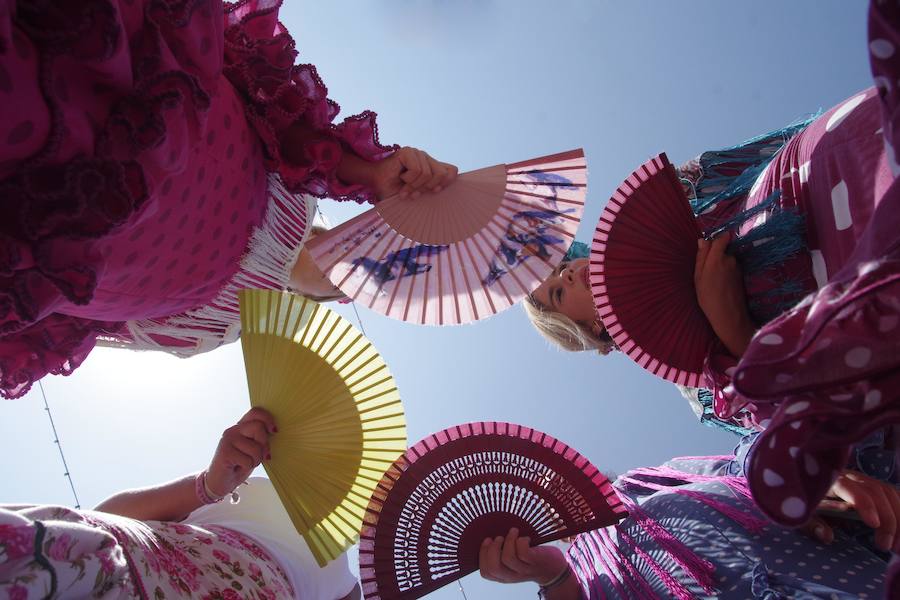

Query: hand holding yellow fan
left=238, top=289, right=407, bottom=566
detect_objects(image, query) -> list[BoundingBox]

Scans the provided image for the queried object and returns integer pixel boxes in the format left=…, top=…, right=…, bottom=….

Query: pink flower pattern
left=1, top=506, right=295, bottom=599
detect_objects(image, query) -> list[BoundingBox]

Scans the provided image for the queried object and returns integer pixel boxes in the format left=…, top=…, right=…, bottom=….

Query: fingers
left=832, top=471, right=900, bottom=551
left=694, top=239, right=711, bottom=285
left=236, top=420, right=272, bottom=457
left=396, top=147, right=458, bottom=198
left=398, top=148, right=431, bottom=198
left=801, top=515, right=835, bottom=544
left=710, top=232, right=731, bottom=255
left=238, top=406, right=277, bottom=434
left=832, top=475, right=880, bottom=529
left=500, top=528, right=529, bottom=574
left=479, top=536, right=505, bottom=582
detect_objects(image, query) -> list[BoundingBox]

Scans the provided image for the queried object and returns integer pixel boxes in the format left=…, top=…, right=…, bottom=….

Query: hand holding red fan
left=358, top=421, right=627, bottom=600
left=590, top=153, right=714, bottom=387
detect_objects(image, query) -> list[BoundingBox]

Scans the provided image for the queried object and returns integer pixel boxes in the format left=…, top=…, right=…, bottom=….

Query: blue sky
left=0, top=1, right=872, bottom=599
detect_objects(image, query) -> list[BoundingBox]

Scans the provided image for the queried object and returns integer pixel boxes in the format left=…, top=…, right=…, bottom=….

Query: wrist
left=337, top=152, right=379, bottom=188
left=534, top=549, right=569, bottom=586
left=195, top=471, right=225, bottom=505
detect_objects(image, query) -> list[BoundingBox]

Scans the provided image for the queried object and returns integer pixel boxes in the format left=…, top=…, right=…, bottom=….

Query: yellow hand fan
left=238, top=289, right=407, bottom=566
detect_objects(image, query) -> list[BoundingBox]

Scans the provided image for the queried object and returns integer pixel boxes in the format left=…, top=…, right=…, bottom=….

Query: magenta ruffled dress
left=0, top=0, right=396, bottom=399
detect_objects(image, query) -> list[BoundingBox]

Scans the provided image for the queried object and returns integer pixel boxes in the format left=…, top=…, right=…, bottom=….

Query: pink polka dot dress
left=695, top=1, right=900, bottom=537
left=0, top=0, right=396, bottom=399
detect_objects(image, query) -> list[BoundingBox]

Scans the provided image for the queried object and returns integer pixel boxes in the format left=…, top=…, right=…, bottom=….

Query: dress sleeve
left=734, top=0, right=900, bottom=529
left=222, top=1, right=398, bottom=204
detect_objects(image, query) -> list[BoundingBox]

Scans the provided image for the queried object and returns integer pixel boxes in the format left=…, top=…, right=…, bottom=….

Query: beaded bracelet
left=195, top=471, right=224, bottom=505
left=537, top=566, right=571, bottom=599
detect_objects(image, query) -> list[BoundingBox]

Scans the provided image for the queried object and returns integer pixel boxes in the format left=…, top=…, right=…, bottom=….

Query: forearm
left=714, top=315, right=757, bottom=359
left=94, top=473, right=201, bottom=522
left=336, top=152, right=378, bottom=188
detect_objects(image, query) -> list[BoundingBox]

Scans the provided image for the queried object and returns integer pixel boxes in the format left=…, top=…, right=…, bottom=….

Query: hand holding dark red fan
left=358, top=422, right=627, bottom=600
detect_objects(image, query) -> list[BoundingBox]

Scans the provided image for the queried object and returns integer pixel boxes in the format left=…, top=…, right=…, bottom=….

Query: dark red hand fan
left=358, top=421, right=627, bottom=600
left=591, top=153, right=714, bottom=387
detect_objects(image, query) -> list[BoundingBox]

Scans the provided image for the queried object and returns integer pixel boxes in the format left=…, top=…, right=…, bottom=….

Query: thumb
left=800, top=516, right=834, bottom=544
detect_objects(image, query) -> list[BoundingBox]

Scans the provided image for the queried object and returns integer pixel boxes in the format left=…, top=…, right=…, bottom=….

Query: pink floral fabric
left=0, top=504, right=294, bottom=599
left=0, top=0, right=395, bottom=399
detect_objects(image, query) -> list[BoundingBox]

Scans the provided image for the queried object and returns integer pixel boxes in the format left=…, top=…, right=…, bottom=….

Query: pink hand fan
left=358, top=421, right=627, bottom=600
left=308, top=150, right=586, bottom=325
left=590, top=153, right=713, bottom=387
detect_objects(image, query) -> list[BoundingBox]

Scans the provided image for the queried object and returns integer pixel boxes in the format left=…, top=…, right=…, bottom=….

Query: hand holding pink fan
left=308, top=150, right=587, bottom=325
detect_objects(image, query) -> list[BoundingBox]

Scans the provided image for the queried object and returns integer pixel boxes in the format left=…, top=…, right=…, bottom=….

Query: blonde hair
left=523, top=295, right=615, bottom=355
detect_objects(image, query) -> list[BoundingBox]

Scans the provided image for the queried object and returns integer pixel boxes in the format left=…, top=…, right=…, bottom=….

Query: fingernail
left=814, top=525, right=826, bottom=540
left=510, top=527, right=518, bottom=536
left=482, top=538, right=491, bottom=546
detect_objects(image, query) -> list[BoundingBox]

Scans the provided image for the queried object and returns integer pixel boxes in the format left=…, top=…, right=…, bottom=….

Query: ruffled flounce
left=0, top=0, right=218, bottom=398
left=222, top=0, right=397, bottom=203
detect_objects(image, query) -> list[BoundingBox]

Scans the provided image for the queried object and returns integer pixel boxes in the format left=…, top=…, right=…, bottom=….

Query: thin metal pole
left=39, top=381, right=81, bottom=509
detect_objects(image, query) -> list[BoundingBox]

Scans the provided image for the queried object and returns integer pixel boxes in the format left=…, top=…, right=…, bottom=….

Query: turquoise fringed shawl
left=687, top=113, right=821, bottom=323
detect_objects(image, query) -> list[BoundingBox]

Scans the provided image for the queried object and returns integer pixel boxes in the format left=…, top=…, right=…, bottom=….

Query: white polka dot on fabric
left=805, top=454, right=820, bottom=476
left=875, top=75, right=892, bottom=94
left=785, top=401, right=810, bottom=415
left=775, top=373, right=792, bottom=384
left=789, top=446, right=800, bottom=458
left=845, top=347, right=872, bottom=368
left=798, top=161, right=811, bottom=184
left=826, top=93, right=867, bottom=132
left=870, top=38, right=895, bottom=59
left=830, top=393, right=854, bottom=402
left=763, top=469, right=785, bottom=486
left=879, top=314, right=899, bottom=332
left=759, top=333, right=783, bottom=345
left=791, top=421, right=803, bottom=430
left=768, top=434, right=778, bottom=449
left=864, top=389, right=882, bottom=411
left=810, top=249, right=828, bottom=288
left=830, top=180, right=852, bottom=231
left=781, top=497, right=807, bottom=519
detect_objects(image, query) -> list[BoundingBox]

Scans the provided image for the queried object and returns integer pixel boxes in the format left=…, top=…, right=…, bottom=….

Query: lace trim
left=97, top=174, right=313, bottom=356
left=222, top=0, right=397, bottom=204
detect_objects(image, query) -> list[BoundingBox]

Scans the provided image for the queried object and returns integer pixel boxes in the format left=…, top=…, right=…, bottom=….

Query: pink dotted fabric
left=729, top=0, right=900, bottom=540
left=701, top=88, right=892, bottom=431
left=0, top=0, right=395, bottom=399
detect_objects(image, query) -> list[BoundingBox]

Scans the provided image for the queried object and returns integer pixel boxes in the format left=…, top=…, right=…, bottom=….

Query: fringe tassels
left=99, top=174, right=314, bottom=356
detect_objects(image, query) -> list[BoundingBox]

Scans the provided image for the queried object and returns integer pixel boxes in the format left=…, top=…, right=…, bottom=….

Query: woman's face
left=531, top=258, right=598, bottom=325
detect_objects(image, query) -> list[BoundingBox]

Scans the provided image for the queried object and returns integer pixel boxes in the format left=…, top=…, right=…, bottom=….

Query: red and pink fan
left=358, top=421, right=627, bottom=600
left=590, top=153, right=713, bottom=387
left=308, top=150, right=586, bottom=325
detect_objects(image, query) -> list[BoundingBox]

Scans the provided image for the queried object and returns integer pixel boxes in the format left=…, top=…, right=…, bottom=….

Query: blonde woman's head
left=524, top=257, right=615, bottom=355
